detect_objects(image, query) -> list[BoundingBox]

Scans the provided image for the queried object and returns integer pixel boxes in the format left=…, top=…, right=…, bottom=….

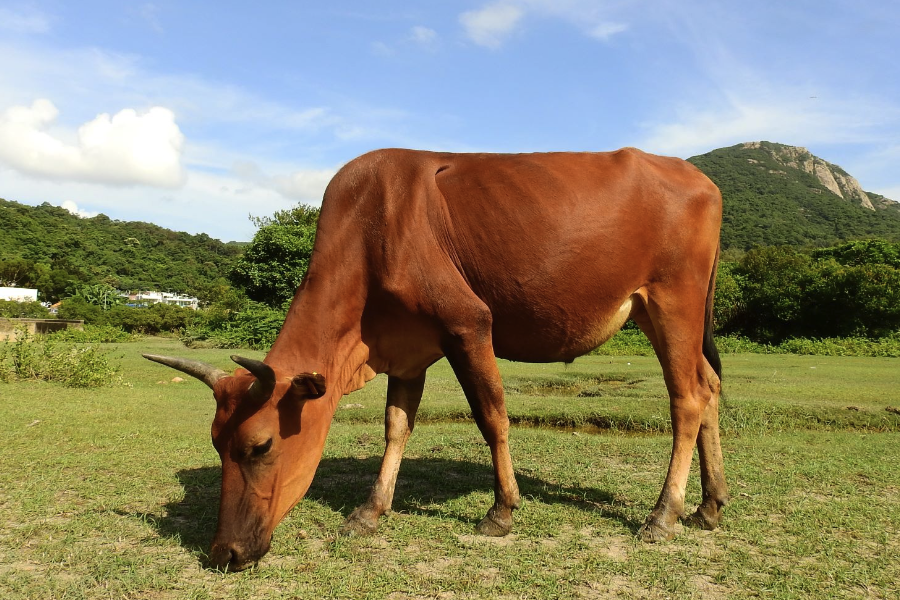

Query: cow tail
left=703, top=244, right=723, bottom=383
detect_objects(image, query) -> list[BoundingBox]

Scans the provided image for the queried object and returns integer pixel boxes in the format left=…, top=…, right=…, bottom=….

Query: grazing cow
left=145, top=148, right=726, bottom=571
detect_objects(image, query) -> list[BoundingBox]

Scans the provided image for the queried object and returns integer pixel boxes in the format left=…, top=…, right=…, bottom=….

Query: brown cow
left=145, top=147, right=726, bottom=571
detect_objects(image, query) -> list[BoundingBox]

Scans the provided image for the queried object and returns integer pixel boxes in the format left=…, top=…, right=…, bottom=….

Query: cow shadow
left=142, top=456, right=639, bottom=556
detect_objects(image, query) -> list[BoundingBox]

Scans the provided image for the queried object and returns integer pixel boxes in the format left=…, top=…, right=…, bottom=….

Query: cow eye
left=251, top=438, right=273, bottom=457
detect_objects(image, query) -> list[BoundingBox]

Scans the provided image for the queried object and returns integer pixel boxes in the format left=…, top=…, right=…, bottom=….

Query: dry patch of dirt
left=456, top=533, right=521, bottom=547
left=691, top=574, right=732, bottom=599
left=412, top=556, right=462, bottom=579
left=577, top=576, right=662, bottom=599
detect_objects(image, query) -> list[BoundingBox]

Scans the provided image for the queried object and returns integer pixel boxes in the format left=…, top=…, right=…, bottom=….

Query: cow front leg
left=443, top=326, right=520, bottom=537
left=339, top=372, right=425, bottom=537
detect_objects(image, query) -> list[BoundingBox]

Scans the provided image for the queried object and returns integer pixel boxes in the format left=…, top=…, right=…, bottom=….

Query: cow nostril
left=209, top=544, right=239, bottom=571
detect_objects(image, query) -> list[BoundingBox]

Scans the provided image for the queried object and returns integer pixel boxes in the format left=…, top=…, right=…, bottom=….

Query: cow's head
left=143, top=353, right=331, bottom=571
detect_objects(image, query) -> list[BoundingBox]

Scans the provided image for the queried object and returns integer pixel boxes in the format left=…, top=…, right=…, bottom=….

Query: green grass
left=1, top=337, right=898, bottom=599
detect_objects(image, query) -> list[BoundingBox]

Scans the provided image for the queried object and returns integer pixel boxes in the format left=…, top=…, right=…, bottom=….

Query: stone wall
left=0, top=318, right=84, bottom=341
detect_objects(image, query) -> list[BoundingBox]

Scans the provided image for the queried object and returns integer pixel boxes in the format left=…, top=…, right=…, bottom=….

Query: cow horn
left=230, top=355, right=276, bottom=402
left=142, top=354, right=228, bottom=389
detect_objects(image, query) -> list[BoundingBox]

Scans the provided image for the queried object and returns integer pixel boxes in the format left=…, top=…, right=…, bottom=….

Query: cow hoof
left=475, top=507, right=512, bottom=537
left=338, top=509, right=379, bottom=537
left=637, top=519, right=676, bottom=543
left=682, top=503, right=723, bottom=531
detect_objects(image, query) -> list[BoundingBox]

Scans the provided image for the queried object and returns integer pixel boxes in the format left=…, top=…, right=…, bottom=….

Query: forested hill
left=689, top=141, right=900, bottom=249
left=0, top=198, right=243, bottom=302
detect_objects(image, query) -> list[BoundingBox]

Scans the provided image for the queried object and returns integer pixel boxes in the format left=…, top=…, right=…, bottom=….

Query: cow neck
left=264, top=265, right=370, bottom=405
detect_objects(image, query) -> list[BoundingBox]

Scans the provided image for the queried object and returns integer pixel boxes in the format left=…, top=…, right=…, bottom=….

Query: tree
left=228, top=204, right=320, bottom=307
left=73, top=283, right=124, bottom=310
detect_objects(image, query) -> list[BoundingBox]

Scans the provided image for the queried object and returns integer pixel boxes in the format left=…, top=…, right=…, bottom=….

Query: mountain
left=688, top=141, right=900, bottom=250
left=0, top=198, right=243, bottom=302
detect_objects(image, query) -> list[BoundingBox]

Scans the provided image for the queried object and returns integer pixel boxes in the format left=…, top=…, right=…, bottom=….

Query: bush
left=774, top=335, right=900, bottom=358
left=0, top=328, right=122, bottom=387
left=103, top=303, right=194, bottom=334
left=713, top=262, right=744, bottom=332
left=589, top=328, right=654, bottom=356
left=48, top=324, right=133, bottom=344
left=56, top=296, right=195, bottom=334
left=0, top=300, right=50, bottom=319
left=719, top=246, right=900, bottom=342
left=57, top=296, right=104, bottom=323
left=812, top=239, right=900, bottom=268
left=182, top=301, right=286, bottom=350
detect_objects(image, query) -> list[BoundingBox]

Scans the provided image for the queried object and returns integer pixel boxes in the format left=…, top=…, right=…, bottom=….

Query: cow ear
left=290, top=372, right=327, bottom=399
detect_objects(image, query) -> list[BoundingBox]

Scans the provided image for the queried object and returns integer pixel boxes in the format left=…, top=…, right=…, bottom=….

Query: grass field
left=1, top=337, right=898, bottom=599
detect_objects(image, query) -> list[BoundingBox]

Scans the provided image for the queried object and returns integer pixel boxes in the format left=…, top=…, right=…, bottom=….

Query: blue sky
left=1, top=1, right=898, bottom=242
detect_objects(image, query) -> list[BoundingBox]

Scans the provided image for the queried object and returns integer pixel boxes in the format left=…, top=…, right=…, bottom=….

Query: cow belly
left=491, top=295, right=637, bottom=363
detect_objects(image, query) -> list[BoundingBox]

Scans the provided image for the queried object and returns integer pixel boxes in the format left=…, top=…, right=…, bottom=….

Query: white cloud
left=139, top=3, right=164, bottom=34
left=460, top=0, right=629, bottom=47
left=232, top=161, right=336, bottom=202
left=0, top=7, right=51, bottom=34
left=61, top=200, right=98, bottom=219
left=410, top=26, right=438, bottom=46
left=460, top=3, right=524, bottom=48
left=638, top=90, right=900, bottom=159
left=588, top=21, right=627, bottom=40
left=0, top=99, right=186, bottom=187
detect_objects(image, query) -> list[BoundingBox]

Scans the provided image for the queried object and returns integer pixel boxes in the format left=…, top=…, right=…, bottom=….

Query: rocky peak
left=741, top=142, right=877, bottom=210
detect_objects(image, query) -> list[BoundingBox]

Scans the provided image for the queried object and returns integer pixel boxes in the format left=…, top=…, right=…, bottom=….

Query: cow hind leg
left=684, top=376, right=728, bottom=530
left=339, top=372, right=426, bottom=537
left=631, top=298, right=725, bottom=541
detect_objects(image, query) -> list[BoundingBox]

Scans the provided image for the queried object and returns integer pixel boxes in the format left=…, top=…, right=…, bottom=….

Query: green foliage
left=0, top=299, right=49, bottom=319
left=102, top=303, right=195, bottom=334
left=713, top=262, right=743, bottom=331
left=183, top=300, right=286, bottom=350
left=57, top=296, right=195, bottom=333
left=0, top=256, right=48, bottom=288
left=0, top=198, right=242, bottom=303
left=811, top=238, right=900, bottom=267
left=57, top=296, right=104, bottom=323
left=0, top=328, right=121, bottom=387
left=229, top=204, right=320, bottom=307
left=714, top=245, right=900, bottom=342
left=48, top=324, right=134, bottom=344
left=689, top=142, right=900, bottom=249
left=589, top=328, right=654, bottom=356
left=591, top=329, right=900, bottom=360
left=775, top=334, right=900, bottom=357
left=72, top=283, right=124, bottom=309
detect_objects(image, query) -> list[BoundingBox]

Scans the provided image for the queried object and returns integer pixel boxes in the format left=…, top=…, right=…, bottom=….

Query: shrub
left=103, top=303, right=194, bottom=334
left=0, top=299, right=50, bottom=319
left=713, top=262, right=744, bottom=332
left=720, top=246, right=900, bottom=342
left=0, top=328, right=122, bottom=387
left=774, top=335, right=900, bottom=358
left=57, top=296, right=104, bottom=323
left=183, top=301, right=286, bottom=350
left=48, top=324, right=133, bottom=343
left=590, top=328, right=654, bottom=356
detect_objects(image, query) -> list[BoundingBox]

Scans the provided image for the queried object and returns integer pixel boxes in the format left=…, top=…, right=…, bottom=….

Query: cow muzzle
left=208, top=538, right=270, bottom=572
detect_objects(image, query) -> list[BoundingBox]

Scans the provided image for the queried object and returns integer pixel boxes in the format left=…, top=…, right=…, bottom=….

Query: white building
left=124, top=291, right=200, bottom=310
left=0, top=287, right=38, bottom=302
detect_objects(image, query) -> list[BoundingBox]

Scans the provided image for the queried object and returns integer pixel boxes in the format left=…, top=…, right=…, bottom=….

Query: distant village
left=0, top=287, right=200, bottom=311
